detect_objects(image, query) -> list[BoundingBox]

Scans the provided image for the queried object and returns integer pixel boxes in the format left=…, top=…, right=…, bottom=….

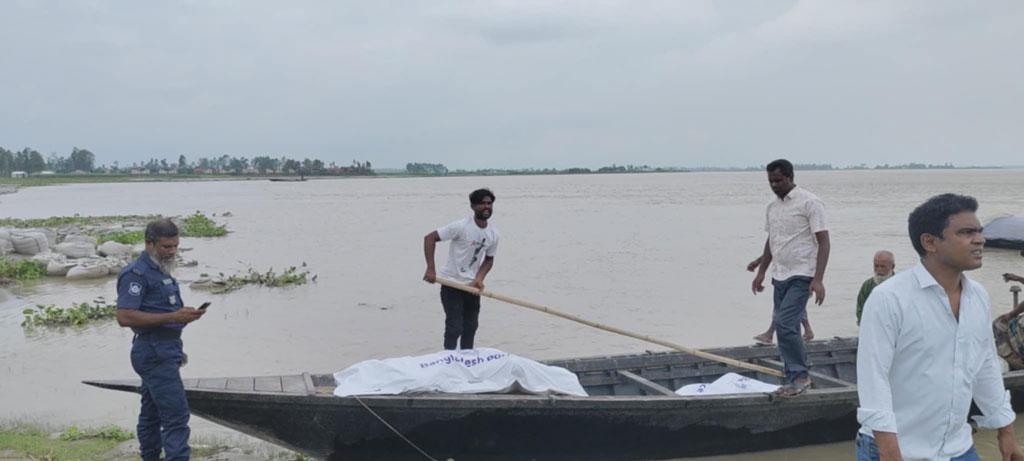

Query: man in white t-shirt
left=423, top=188, right=500, bottom=350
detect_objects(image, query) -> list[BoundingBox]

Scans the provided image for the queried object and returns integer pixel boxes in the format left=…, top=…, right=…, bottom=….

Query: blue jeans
left=130, top=337, right=191, bottom=461
left=856, top=433, right=980, bottom=461
left=773, top=276, right=812, bottom=383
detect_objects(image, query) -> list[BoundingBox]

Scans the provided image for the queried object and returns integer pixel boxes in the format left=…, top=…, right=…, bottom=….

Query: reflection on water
left=2, top=170, right=1023, bottom=458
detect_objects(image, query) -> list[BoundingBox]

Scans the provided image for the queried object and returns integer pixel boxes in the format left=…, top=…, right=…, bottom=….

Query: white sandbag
left=97, top=241, right=132, bottom=258
left=31, top=251, right=57, bottom=263
left=10, top=231, right=49, bottom=255
left=63, top=234, right=98, bottom=246
left=675, top=372, right=779, bottom=396
left=47, top=259, right=76, bottom=276
left=333, top=348, right=588, bottom=397
left=66, top=264, right=110, bottom=280
left=101, top=256, right=128, bottom=275
left=54, top=241, right=97, bottom=259
left=28, top=228, right=57, bottom=247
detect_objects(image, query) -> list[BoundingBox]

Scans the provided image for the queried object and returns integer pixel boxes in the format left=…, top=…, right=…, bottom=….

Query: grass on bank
left=0, top=423, right=314, bottom=461
left=0, top=215, right=157, bottom=229
left=0, top=424, right=132, bottom=461
left=96, top=230, right=145, bottom=245
left=0, top=212, right=226, bottom=243
left=0, top=174, right=232, bottom=188
left=22, top=300, right=118, bottom=328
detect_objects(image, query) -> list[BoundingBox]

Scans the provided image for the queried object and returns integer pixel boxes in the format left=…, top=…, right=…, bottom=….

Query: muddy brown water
left=2, top=170, right=1022, bottom=459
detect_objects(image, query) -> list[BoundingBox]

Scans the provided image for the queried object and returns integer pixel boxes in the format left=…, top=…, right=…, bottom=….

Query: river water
left=1, top=170, right=1022, bottom=460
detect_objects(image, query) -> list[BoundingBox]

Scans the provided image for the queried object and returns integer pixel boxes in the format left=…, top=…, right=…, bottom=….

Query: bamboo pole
left=434, top=277, right=783, bottom=378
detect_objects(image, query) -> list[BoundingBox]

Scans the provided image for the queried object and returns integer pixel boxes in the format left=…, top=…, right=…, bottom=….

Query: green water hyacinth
left=192, top=265, right=315, bottom=294
left=22, top=301, right=118, bottom=328
left=181, top=212, right=228, bottom=237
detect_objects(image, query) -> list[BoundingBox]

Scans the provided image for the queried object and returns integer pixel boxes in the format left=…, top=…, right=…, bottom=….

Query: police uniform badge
left=129, top=282, right=143, bottom=296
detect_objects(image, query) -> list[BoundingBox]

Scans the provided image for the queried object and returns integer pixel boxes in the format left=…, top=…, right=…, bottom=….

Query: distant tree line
left=1, top=144, right=374, bottom=177
left=122, top=155, right=372, bottom=176
left=793, top=162, right=957, bottom=170
left=1, top=146, right=98, bottom=176
left=0, top=147, right=45, bottom=175
left=445, top=164, right=679, bottom=176
left=406, top=163, right=449, bottom=175
left=690, top=162, right=964, bottom=172
left=405, top=163, right=682, bottom=176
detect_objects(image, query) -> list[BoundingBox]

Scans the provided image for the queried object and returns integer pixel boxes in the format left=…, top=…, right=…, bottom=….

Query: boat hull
left=83, top=337, right=1024, bottom=460
left=185, top=388, right=858, bottom=460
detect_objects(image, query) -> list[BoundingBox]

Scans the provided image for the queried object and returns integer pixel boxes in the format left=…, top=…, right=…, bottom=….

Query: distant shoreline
left=1, top=166, right=1020, bottom=193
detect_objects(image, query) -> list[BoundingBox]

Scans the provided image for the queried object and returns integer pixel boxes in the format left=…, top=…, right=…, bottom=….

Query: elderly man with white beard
left=856, top=250, right=896, bottom=325
left=115, top=218, right=206, bottom=461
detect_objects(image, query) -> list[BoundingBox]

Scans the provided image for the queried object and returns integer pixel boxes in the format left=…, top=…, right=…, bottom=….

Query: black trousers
left=440, top=285, right=481, bottom=350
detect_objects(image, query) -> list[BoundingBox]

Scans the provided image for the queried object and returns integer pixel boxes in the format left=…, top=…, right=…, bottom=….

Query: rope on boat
left=353, top=395, right=439, bottom=461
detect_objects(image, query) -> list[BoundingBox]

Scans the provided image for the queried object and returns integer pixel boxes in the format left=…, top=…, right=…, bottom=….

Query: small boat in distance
left=83, top=337, right=1024, bottom=460
left=268, top=176, right=307, bottom=182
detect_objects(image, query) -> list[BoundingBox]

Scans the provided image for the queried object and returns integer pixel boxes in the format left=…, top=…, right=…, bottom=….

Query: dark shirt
left=117, top=252, right=184, bottom=333
left=856, top=277, right=880, bottom=325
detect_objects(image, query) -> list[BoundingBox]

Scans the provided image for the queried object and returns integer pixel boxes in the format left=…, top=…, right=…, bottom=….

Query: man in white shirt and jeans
left=751, top=159, right=830, bottom=397
left=857, top=193, right=1024, bottom=461
left=423, top=188, right=500, bottom=350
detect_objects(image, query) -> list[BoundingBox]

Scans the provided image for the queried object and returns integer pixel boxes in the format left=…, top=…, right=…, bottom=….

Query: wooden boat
left=83, top=337, right=1024, bottom=460
left=984, top=216, right=1024, bottom=250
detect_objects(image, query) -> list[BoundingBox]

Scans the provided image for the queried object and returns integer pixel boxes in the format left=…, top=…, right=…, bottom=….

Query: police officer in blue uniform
left=116, top=218, right=205, bottom=461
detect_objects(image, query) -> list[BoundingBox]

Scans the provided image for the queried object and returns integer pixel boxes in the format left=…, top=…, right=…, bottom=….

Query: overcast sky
left=1, top=1, right=1021, bottom=169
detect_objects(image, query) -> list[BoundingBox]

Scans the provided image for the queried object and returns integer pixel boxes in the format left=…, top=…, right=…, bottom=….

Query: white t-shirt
left=437, top=217, right=500, bottom=284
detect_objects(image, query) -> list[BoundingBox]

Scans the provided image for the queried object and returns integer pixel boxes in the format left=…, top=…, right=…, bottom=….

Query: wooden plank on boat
left=302, top=372, right=316, bottom=395
left=182, top=378, right=199, bottom=388
left=282, top=375, right=306, bottom=394
left=548, top=338, right=860, bottom=373
left=254, top=376, right=283, bottom=393
left=579, top=364, right=770, bottom=387
left=226, top=377, right=254, bottom=392
left=197, top=378, right=228, bottom=390
left=617, top=370, right=677, bottom=396
left=755, top=359, right=855, bottom=388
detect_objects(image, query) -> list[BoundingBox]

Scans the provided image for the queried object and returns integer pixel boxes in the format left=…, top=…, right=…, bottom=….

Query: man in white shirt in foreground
left=857, top=193, right=1024, bottom=461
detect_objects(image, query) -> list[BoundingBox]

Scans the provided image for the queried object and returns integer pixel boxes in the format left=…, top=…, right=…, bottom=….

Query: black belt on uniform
left=133, top=328, right=182, bottom=341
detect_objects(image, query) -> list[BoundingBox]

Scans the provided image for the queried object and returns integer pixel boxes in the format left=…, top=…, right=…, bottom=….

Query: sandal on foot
left=753, top=335, right=773, bottom=346
left=773, top=380, right=811, bottom=397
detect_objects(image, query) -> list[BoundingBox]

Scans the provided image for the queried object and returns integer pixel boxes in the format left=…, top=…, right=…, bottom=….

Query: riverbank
left=0, top=174, right=259, bottom=191
left=0, top=213, right=226, bottom=286
left=0, top=423, right=306, bottom=461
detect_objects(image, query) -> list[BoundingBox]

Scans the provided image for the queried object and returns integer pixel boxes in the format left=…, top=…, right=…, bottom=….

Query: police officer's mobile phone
left=198, top=302, right=211, bottom=311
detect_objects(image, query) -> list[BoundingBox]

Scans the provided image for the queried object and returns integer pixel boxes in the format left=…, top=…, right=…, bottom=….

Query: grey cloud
left=1, top=1, right=1022, bottom=169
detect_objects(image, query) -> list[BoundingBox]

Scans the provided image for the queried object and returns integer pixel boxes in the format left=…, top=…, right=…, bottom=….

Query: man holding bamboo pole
left=423, top=188, right=500, bottom=350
